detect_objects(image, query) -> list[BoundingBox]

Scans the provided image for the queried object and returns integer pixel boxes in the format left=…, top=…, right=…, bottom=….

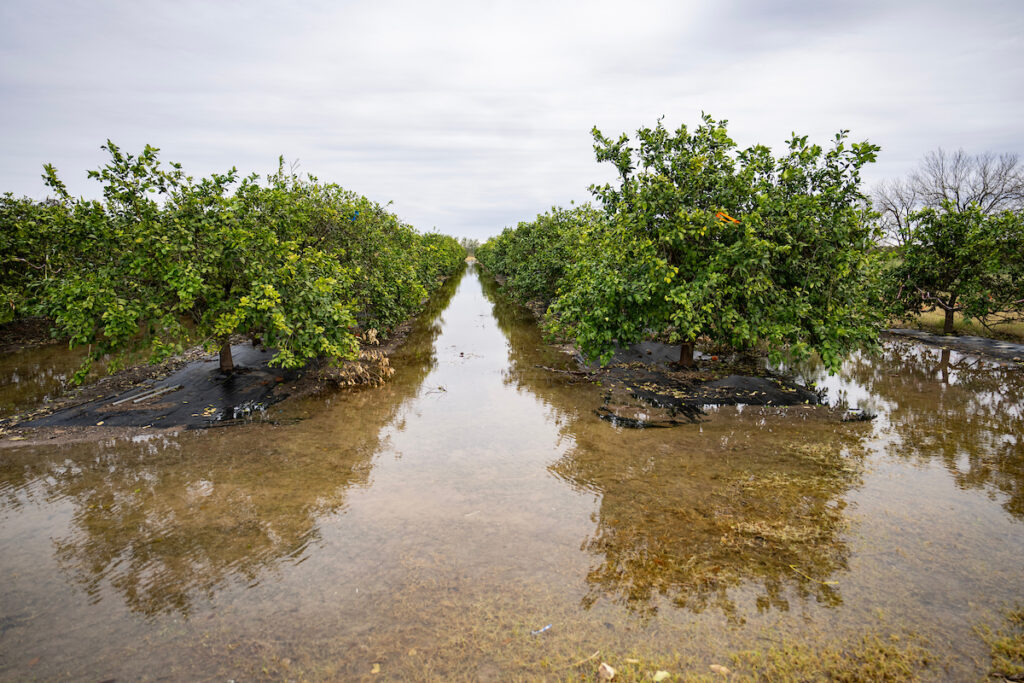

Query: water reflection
left=478, top=268, right=869, bottom=618
left=557, top=421, right=870, bottom=619
left=0, top=342, right=87, bottom=418
left=0, top=268, right=464, bottom=617
left=829, top=341, right=1024, bottom=518
left=1, top=263, right=1022, bottom=680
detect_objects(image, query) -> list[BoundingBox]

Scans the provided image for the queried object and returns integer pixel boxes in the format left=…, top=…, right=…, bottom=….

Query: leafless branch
left=912, top=148, right=1024, bottom=213
left=874, top=148, right=1023, bottom=251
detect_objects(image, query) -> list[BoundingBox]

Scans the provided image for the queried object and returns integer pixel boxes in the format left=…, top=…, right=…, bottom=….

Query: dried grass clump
left=316, top=349, right=395, bottom=388
left=980, top=606, right=1024, bottom=680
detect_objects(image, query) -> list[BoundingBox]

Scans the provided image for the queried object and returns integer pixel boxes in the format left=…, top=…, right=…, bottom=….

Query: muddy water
left=0, top=342, right=86, bottom=418
left=1, top=263, right=1023, bottom=680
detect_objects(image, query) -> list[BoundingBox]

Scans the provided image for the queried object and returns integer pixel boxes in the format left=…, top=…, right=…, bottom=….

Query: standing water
left=1, top=263, right=1023, bottom=680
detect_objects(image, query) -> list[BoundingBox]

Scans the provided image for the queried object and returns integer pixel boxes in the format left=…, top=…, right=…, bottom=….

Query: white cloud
left=1, top=0, right=1022, bottom=239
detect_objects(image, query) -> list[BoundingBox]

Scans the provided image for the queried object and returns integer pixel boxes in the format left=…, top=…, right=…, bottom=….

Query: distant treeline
left=0, top=142, right=465, bottom=378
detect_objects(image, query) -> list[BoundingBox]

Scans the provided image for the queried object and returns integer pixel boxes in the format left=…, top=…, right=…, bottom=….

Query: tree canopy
left=888, top=202, right=1023, bottom=334
left=1, top=142, right=464, bottom=379
left=491, top=115, right=884, bottom=370
left=476, top=205, right=603, bottom=307
left=876, top=149, right=1024, bottom=333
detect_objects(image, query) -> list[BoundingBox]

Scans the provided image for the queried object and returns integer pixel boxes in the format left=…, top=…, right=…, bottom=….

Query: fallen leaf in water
left=653, top=672, right=671, bottom=682
left=709, top=664, right=731, bottom=676
left=598, top=662, right=616, bottom=680
left=408, top=648, right=417, bottom=656
left=371, top=662, right=381, bottom=674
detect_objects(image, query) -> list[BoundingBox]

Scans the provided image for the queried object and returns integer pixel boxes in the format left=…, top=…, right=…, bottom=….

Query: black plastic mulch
left=26, top=344, right=302, bottom=429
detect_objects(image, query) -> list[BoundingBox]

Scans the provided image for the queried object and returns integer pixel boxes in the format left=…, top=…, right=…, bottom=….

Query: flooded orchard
left=2, top=263, right=1023, bottom=680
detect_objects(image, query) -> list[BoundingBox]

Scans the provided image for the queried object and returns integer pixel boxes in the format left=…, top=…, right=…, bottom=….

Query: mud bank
left=0, top=343, right=303, bottom=447
left=571, top=342, right=823, bottom=427
left=1, top=334, right=407, bottom=446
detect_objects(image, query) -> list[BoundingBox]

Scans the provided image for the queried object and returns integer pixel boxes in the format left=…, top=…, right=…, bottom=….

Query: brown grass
left=979, top=606, right=1024, bottom=681
left=902, top=310, right=1024, bottom=342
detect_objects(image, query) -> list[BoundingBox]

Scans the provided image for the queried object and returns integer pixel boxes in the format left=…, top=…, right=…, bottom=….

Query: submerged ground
left=1, top=263, right=1023, bottom=680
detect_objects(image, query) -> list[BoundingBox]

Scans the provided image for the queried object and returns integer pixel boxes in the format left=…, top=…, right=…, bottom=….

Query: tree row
left=477, top=115, right=1024, bottom=370
left=1, top=142, right=466, bottom=378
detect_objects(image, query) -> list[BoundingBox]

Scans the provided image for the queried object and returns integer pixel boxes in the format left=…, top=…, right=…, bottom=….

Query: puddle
left=1, top=264, right=1023, bottom=679
left=0, top=342, right=87, bottom=418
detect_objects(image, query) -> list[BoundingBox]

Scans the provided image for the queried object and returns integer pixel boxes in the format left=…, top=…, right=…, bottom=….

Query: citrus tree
left=549, top=115, right=883, bottom=370
left=890, top=203, right=1023, bottom=333
left=476, top=205, right=603, bottom=308
left=875, top=149, right=1024, bottom=333
left=0, top=194, right=69, bottom=324
left=39, top=143, right=362, bottom=379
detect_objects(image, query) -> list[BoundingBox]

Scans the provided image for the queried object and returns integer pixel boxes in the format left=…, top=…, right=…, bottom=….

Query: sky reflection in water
left=1, top=264, right=1023, bottom=679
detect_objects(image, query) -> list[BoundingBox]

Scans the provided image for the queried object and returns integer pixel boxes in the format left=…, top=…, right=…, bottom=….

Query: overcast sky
left=2, top=1, right=1022, bottom=240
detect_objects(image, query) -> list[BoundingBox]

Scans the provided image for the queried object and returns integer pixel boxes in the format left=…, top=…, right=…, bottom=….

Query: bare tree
left=914, top=149, right=1024, bottom=212
left=877, top=148, right=1024, bottom=334
left=874, top=149, right=1024, bottom=243
left=874, top=177, right=920, bottom=245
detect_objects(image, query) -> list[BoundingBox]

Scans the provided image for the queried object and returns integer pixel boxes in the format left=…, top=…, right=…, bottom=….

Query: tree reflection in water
left=46, top=432, right=372, bottom=616
left=479, top=268, right=871, bottom=620
left=549, top=424, right=868, bottom=620
left=835, top=340, right=1024, bottom=518
left=0, top=267, right=465, bottom=617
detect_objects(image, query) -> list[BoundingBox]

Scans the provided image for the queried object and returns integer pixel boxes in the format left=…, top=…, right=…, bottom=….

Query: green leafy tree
left=0, top=194, right=68, bottom=323
left=875, top=149, right=1024, bottom=333
left=5, top=143, right=463, bottom=383
left=890, top=203, right=1023, bottom=334
left=41, top=143, right=362, bottom=378
left=476, top=205, right=602, bottom=308
left=550, top=115, right=883, bottom=370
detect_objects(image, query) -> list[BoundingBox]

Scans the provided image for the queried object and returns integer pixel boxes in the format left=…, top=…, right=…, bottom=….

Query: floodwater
left=0, top=342, right=86, bottom=418
left=1, top=263, right=1023, bottom=680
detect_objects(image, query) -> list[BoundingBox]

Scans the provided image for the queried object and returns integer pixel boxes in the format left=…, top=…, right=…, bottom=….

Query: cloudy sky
left=2, top=1, right=1022, bottom=240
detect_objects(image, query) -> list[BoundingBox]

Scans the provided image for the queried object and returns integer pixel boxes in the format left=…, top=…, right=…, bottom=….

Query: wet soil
left=482, top=274, right=823, bottom=427
left=24, top=344, right=300, bottom=429
left=0, top=316, right=58, bottom=352
left=0, top=342, right=289, bottom=445
left=1, top=342, right=206, bottom=429
left=576, top=344, right=821, bottom=428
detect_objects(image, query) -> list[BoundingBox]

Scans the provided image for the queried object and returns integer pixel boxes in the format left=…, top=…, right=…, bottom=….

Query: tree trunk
left=678, top=340, right=695, bottom=368
left=939, top=348, right=950, bottom=384
left=943, top=308, right=955, bottom=335
left=219, top=341, right=234, bottom=374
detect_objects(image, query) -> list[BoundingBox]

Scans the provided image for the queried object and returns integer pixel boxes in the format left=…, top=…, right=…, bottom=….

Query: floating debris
left=841, top=408, right=876, bottom=422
